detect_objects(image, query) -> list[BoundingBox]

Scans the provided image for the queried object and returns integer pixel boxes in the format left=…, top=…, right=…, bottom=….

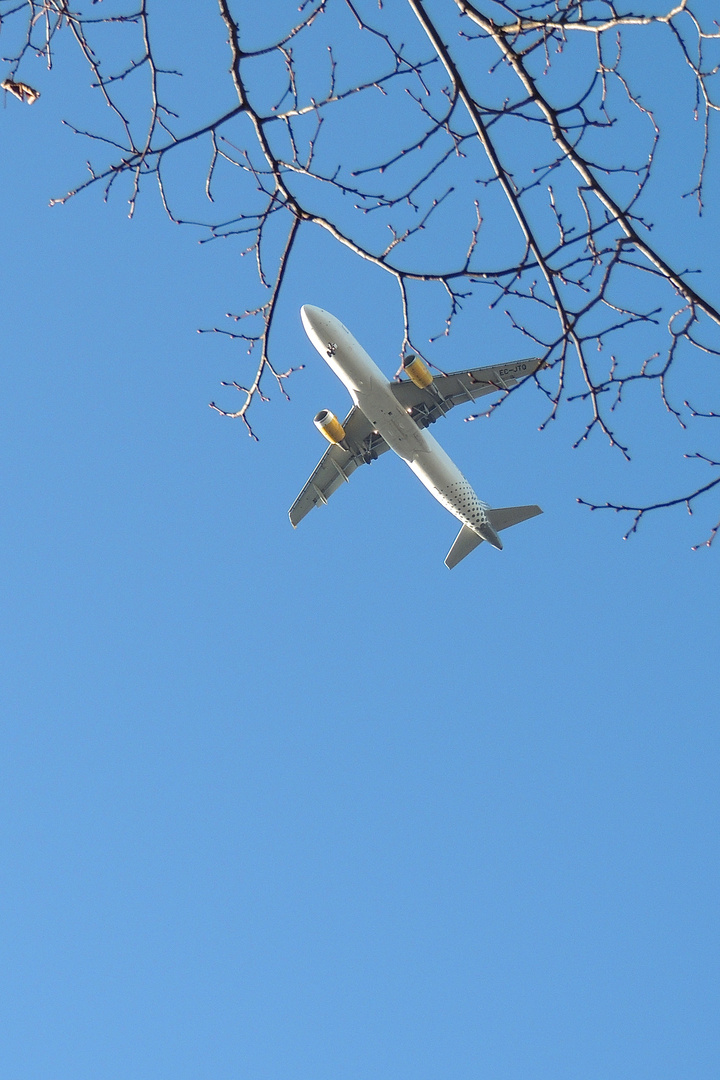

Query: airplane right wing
left=288, top=405, right=390, bottom=527
left=390, top=357, right=542, bottom=426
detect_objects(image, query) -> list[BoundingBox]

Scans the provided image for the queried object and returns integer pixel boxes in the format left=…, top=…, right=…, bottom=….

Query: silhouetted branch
left=3, top=0, right=719, bottom=538
left=578, top=454, right=720, bottom=547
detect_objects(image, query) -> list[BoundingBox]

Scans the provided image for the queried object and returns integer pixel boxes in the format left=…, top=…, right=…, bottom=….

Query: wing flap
left=289, top=445, right=356, bottom=526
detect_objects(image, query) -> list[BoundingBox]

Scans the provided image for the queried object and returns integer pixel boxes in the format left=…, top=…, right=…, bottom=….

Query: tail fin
left=444, top=505, right=543, bottom=569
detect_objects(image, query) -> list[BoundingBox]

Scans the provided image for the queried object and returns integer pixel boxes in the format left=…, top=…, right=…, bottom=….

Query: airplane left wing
left=390, top=356, right=542, bottom=426
left=289, top=405, right=390, bottom=526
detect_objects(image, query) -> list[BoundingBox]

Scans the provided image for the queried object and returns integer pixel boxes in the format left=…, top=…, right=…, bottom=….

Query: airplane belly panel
left=355, top=386, right=428, bottom=458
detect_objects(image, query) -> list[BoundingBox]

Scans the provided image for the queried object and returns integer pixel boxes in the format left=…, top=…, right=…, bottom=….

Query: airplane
left=289, top=305, right=543, bottom=567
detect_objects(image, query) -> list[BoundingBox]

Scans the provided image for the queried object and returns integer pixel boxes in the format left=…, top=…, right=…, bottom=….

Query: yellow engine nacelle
left=403, top=354, right=433, bottom=389
left=314, top=409, right=346, bottom=444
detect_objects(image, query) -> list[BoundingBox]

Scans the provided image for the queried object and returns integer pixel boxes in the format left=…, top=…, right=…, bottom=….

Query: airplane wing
left=288, top=405, right=390, bottom=526
left=390, top=356, right=542, bottom=427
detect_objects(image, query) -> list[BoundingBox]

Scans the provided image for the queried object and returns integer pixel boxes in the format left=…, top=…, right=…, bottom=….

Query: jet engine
left=314, top=409, right=346, bottom=444
left=403, top=354, right=433, bottom=389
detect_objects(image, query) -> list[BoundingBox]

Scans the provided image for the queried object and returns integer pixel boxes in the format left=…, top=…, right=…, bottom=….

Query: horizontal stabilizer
left=445, top=505, right=543, bottom=569
left=445, top=524, right=483, bottom=569
left=487, top=504, right=543, bottom=532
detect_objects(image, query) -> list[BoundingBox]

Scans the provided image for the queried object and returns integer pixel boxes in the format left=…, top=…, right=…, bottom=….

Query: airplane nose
left=300, top=305, right=345, bottom=357
left=300, top=305, right=325, bottom=346
left=300, top=304, right=323, bottom=332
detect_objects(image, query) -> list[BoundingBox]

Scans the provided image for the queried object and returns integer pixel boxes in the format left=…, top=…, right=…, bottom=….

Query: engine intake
left=314, top=409, right=346, bottom=444
left=403, top=353, right=433, bottom=389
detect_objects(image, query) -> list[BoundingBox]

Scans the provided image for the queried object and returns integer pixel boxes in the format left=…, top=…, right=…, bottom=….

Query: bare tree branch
left=2, top=0, right=719, bottom=539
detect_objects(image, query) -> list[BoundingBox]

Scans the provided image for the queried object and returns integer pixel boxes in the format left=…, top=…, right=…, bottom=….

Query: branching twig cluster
left=3, top=0, right=719, bottom=539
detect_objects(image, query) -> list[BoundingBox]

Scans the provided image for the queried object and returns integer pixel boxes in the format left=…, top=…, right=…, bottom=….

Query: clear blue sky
left=1, top=5, right=719, bottom=1079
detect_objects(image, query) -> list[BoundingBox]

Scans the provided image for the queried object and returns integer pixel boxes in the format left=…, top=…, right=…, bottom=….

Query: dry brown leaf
left=2, top=79, right=40, bottom=104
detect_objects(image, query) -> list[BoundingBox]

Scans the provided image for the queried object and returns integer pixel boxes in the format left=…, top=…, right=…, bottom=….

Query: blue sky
left=1, top=4, right=719, bottom=1079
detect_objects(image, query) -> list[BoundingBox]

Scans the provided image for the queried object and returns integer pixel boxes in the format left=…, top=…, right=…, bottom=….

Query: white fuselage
left=301, top=305, right=500, bottom=543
